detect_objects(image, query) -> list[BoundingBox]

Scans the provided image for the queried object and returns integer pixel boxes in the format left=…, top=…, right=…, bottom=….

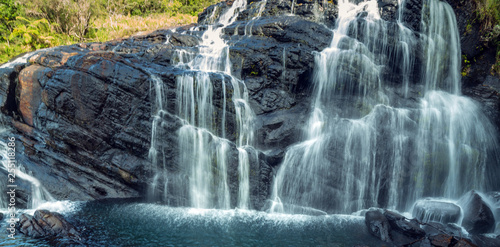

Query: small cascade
left=395, top=0, right=416, bottom=97
left=148, top=74, right=169, bottom=202
left=244, top=0, right=268, bottom=36
left=237, top=148, right=250, bottom=209
left=413, top=91, right=499, bottom=200
left=291, top=0, right=296, bottom=15
left=420, top=0, right=461, bottom=94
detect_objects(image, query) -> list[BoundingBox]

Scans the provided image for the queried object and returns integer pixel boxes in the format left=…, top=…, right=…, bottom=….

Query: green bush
left=19, top=0, right=97, bottom=40
left=0, top=0, right=22, bottom=42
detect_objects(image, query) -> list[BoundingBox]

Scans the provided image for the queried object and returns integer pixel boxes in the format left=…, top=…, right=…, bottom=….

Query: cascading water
left=0, top=130, right=54, bottom=209
left=270, top=0, right=500, bottom=214
left=149, top=0, right=256, bottom=209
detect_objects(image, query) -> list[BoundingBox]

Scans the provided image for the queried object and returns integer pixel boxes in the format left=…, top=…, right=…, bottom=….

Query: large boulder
left=458, top=190, right=495, bottom=234
left=384, top=210, right=426, bottom=245
left=365, top=208, right=427, bottom=245
left=412, top=199, right=462, bottom=224
left=365, top=209, right=392, bottom=242
left=17, top=209, right=80, bottom=241
left=365, top=208, right=480, bottom=247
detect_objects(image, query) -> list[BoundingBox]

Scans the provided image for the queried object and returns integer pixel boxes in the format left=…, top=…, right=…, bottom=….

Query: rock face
left=17, top=210, right=80, bottom=241
left=458, top=190, right=495, bottom=234
left=448, top=0, right=500, bottom=134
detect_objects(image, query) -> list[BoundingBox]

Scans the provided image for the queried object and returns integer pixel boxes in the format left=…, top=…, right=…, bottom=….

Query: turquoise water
left=1, top=200, right=386, bottom=246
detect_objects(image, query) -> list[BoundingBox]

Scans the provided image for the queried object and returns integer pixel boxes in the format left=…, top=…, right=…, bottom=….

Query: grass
left=0, top=13, right=197, bottom=64
left=90, top=13, right=197, bottom=41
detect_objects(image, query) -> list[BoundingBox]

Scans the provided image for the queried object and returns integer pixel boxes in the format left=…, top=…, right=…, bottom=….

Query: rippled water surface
left=2, top=200, right=386, bottom=246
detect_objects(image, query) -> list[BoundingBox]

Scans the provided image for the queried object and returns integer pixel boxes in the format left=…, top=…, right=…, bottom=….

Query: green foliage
left=461, top=55, right=472, bottom=77
left=0, top=0, right=216, bottom=64
left=0, top=16, right=77, bottom=63
left=20, top=0, right=97, bottom=40
left=474, top=0, right=500, bottom=29
left=0, top=0, right=22, bottom=42
left=101, top=0, right=216, bottom=17
left=9, top=17, right=62, bottom=49
left=473, top=0, right=500, bottom=75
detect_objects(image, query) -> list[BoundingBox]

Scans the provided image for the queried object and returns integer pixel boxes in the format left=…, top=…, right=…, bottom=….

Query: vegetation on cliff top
left=473, top=0, right=500, bottom=75
left=0, top=0, right=216, bottom=64
left=1, top=0, right=500, bottom=74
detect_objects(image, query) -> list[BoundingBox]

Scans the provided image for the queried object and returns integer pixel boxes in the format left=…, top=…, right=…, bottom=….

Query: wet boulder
left=413, top=199, right=462, bottom=224
left=458, top=190, right=495, bottom=234
left=365, top=209, right=392, bottom=242
left=421, top=222, right=466, bottom=238
left=17, top=209, right=80, bottom=241
left=384, top=210, right=426, bottom=245
left=428, top=234, right=477, bottom=247
left=471, top=234, right=500, bottom=247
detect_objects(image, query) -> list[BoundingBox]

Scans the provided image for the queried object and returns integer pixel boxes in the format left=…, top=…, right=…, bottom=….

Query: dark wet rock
left=365, top=209, right=392, bottom=242
left=0, top=212, right=3, bottom=221
left=169, top=32, right=201, bottom=47
left=413, top=199, right=462, bottom=224
left=458, top=190, right=495, bottom=234
left=378, top=0, right=399, bottom=22
left=255, top=101, right=309, bottom=150
left=384, top=210, right=426, bottom=245
left=421, top=222, right=466, bottom=238
left=365, top=208, right=480, bottom=247
left=428, top=234, right=477, bottom=247
left=451, top=0, right=500, bottom=134
left=486, top=192, right=500, bottom=222
left=399, top=0, right=422, bottom=32
left=17, top=210, right=80, bottom=241
left=385, top=210, right=425, bottom=237
left=471, top=234, right=500, bottom=247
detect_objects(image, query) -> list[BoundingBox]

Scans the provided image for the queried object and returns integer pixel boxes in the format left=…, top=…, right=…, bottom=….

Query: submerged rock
left=17, top=210, right=80, bottom=241
left=458, top=191, right=495, bottom=234
left=413, top=199, right=462, bottom=224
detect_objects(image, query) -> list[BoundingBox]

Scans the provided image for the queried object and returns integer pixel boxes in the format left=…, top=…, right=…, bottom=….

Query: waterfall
left=270, top=0, right=500, bottom=214
left=149, top=0, right=255, bottom=209
left=420, top=0, right=461, bottom=94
